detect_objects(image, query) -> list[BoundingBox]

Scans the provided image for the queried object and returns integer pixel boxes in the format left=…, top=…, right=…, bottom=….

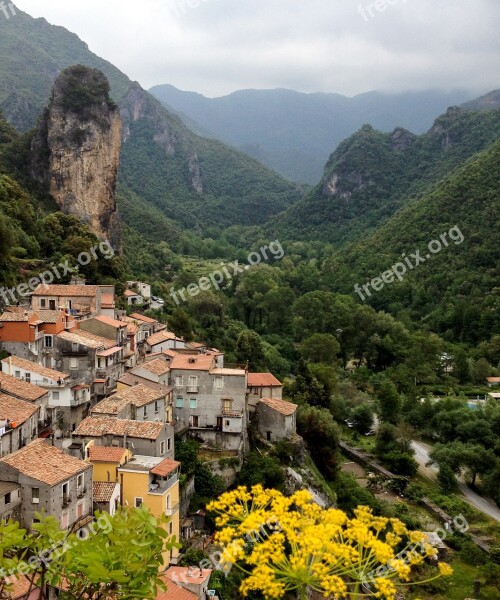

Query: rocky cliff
left=32, top=66, right=122, bottom=247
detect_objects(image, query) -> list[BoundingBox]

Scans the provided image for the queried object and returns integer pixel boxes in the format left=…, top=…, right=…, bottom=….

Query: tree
left=453, top=349, right=471, bottom=383
left=352, top=403, right=374, bottom=434
left=438, top=463, right=459, bottom=494
left=237, top=452, right=285, bottom=490
left=376, top=378, right=402, bottom=424
left=300, top=333, right=340, bottom=364
left=168, top=307, right=194, bottom=341
left=297, top=404, right=340, bottom=479
left=235, top=330, right=266, bottom=371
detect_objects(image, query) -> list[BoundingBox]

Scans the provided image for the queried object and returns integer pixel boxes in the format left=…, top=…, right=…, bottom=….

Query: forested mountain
left=272, top=106, right=500, bottom=245
left=150, top=84, right=474, bottom=183
left=0, top=6, right=301, bottom=237
left=323, top=139, right=500, bottom=343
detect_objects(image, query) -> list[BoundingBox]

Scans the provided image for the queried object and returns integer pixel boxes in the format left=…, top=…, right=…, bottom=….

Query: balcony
left=165, top=502, right=180, bottom=517
left=149, top=473, right=179, bottom=495
left=186, top=385, right=199, bottom=393
left=77, top=486, right=86, bottom=499
left=62, top=495, right=72, bottom=507
left=34, top=330, right=45, bottom=341
left=222, top=408, right=243, bottom=417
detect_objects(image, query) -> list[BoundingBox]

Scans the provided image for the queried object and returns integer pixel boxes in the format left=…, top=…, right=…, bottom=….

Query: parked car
left=156, top=298, right=164, bottom=305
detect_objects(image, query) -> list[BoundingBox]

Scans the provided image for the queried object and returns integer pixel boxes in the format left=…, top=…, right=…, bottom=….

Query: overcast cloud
left=14, top=0, right=500, bottom=97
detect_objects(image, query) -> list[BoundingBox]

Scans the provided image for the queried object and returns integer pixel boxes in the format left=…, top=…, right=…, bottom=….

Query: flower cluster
left=208, top=486, right=453, bottom=599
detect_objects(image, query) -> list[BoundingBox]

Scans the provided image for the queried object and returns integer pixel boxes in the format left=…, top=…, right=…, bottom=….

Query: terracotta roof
left=259, top=397, right=297, bottom=416
left=487, top=377, right=500, bottom=383
left=126, top=322, right=138, bottom=335
left=57, top=330, right=117, bottom=350
left=88, top=446, right=129, bottom=463
left=0, top=310, right=37, bottom=322
left=32, top=284, right=99, bottom=297
left=93, top=481, right=118, bottom=503
left=248, top=372, right=282, bottom=387
left=101, top=293, right=115, bottom=308
left=150, top=458, right=180, bottom=477
left=147, top=330, right=179, bottom=347
left=124, top=289, right=142, bottom=298
left=170, top=354, right=214, bottom=371
left=5, top=575, right=37, bottom=599
left=138, top=359, right=170, bottom=376
left=0, top=439, right=89, bottom=485
left=0, top=372, right=48, bottom=401
left=130, top=313, right=157, bottom=324
left=0, top=394, right=39, bottom=424
left=96, top=347, right=122, bottom=357
left=2, top=356, right=69, bottom=382
left=74, top=416, right=165, bottom=440
left=119, top=373, right=172, bottom=395
left=35, top=310, right=65, bottom=323
left=118, top=384, right=165, bottom=407
left=91, top=394, right=130, bottom=416
left=157, top=577, right=198, bottom=600
left=93, top=315, right=127, bottom=328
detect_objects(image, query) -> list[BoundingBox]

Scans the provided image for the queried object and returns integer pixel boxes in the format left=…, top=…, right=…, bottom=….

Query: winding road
left=411, top=440, right=500, bottom=523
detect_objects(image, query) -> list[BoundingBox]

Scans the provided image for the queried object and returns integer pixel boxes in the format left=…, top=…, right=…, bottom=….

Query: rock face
left=32, top=66, right=122, bottom=246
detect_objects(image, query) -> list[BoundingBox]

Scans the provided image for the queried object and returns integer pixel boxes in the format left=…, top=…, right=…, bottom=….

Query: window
left=4, top=492, right=11, bottom=505
left=223, top=398, right=233, bottom=413
left=32, top=488, right=40, bottom=504
left=77, top=502, right=84, bottom=519
left=52, top=391, right=59, bottom=401
left=77, top=474, right=84, bottom=488
left=169, top=522, right=173, bottom=534
left=44, top=335, right=53, bottom=348
left=25, top=373, right=31, bottom=383
left=14, top=370, right=21, bottom=379
left=143, top=406, right=147, bottom=418
left=225, top=420, right=230, bottom=427
left=214, top=376, right=224, bottom=389
left=154, top=401, right=159, bottom=414
left=70, top=358, right=78, bottom=370
left=189, top=398, right=197, bottom=409
left=191, top=415, right=199, bottom=428
left=160, top=441, right=165, bottom=455
left=134, top=497, right=143, bottom=508
left=61, top=512, right=69, bottom=529
left=72, top=342, right=79, bottom=352
left=187, top=375, right=198, bottom=392
left=175, top=375, right=183, bottom=388
left=167, top=438, right=171, bottom=452
left=40, top=299, right=46, bottom=308
left=175, top=396, right=184, bottom=408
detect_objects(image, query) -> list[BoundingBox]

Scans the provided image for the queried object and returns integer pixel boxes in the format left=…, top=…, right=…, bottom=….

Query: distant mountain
left=0, top=6, right=301, bottom=238
left=462, top=89, right=500, bottom=112
left=149, top=84, right=476, bottom=183
left=270, top=106, right=500, bottom=245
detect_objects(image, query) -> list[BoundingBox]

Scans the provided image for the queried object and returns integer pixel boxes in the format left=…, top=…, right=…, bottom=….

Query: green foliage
left=351, top=403, right=374, bottom=434
left=297, top=404, right=340, bottom=479
left=237, top=451, right=285, bottom=490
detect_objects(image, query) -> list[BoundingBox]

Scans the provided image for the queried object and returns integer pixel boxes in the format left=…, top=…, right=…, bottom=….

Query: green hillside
left=273, top=107, right=500, bottom=245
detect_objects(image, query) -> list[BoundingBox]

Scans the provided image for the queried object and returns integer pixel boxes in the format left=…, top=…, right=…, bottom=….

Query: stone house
left=78, top=316, right=128, bottom=347
left=0, top=371, right=50, bottom=431
left=147, top=330, right=186, bottom=354
left=72, top=417, right=174, bottom=459
left=257, top=397, right=298, bottom=443
left=91, top=383, right=173, bottom=423
left=131, top=358, right=171, bottom=385
left=0, top=395, right=39, bottom=457
left=31, top=284, right=102, bottom=321
left=247, top=372, right=283, bottom=411
left=0, top=480, right=22, bottom=522
left=0, top=439, right=92, bottom=530
left=92, top=481, right=120, bottom=515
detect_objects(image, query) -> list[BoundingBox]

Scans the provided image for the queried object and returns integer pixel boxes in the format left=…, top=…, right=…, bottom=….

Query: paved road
left=411, top=440, right=500, bottom=522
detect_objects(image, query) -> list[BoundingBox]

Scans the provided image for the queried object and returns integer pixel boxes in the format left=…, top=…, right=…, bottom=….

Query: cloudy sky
left=14, top=0, right=500, bottom=97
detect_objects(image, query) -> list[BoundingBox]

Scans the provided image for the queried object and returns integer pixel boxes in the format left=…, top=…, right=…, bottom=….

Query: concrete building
left=73, top=417, right=174, bottom=459
left=129, top=313, right=161, bottom=338
left=0, top=480, right=22, bottom=522
left=170, top=354, right=247, bottom=452
left=92, top=481, right=120, bottom=515
left=0, top=439, right=92, bottom=530
left=0, top=395, right=39, bottom=457
left=55, top=330, right=124, bottom=398
left=147, top=330, right=186, bottom=354
left=0, top=372, right=50, bottom=431
left=1, top=355, right=91, bottom=432
left=91, top=384, right=173, bottom=423
left=257, top=397, right=297, bottom=443
left=79, top=316, right=128, bottom=347
left=118, top=455, right=181, bottom=565
left=131, top=358, right=170, bottom=385
left=98, top=285, right=116, bottom=319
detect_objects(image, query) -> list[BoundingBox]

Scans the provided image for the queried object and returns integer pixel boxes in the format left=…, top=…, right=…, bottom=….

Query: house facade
left=31, top=284, right=102, bottom=321
left=0, top=395, right=39, bottom=457
left=257, top=397, right=298, bottom=443
left=247, top=372, right=283, bottom=411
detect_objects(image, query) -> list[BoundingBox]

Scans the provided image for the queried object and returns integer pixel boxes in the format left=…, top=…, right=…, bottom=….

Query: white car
left=156, top=298, right=164, bottom=305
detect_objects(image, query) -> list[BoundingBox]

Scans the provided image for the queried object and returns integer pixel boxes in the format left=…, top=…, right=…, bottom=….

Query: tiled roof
left=0, top=372, right=48, bottom=401
left=0, top=439, right=89, bottom=485
left=0, top=310, right=37, bottom=322
left=119, top=373, right=172, bottom=395
left=130, top=313, right=157, bottom=324
left=35, top=310, right=65, bottom=323
left=170, top=354, right=214, bottom=371
left=0, top=394, right=39, bottom=424
left=259, top=397, right=297, bottom=416
left=93, top=481, right=118, bottom=503
left=150, top=458, right=180, bottom=477
left=124, top=289, right=141, bottom=297
left=93, top=316, right=127, bottom=328
left=5, top=575, right=36, bottom=599
left=74, top=416, right=165, bottom=440
left=32, top=284, right=98, bottom=297
left=157, top=577, right=198, bottom=600
left=101, top=293, right=115, bottom=307
left=165, top=566, right=212, bottom=585
left=57, top=330, right=117, bottom=350
left=248, top=372, right=282, bottom=387
left=139, top=359, right=170, bottom=376
left=88, top=446, right=129, bottom=463
left=91, top=395, right=131, bottom=416
left=2, top=356, right=69, bottom=382
left=147, top=330, right=178, bottom=347
left=487, top=377, right=500, bottom=383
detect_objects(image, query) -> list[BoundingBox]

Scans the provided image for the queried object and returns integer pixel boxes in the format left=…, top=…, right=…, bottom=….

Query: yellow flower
left=438, top=562, right=453, bottom=576
left=374, top=577, right=397, bottom=599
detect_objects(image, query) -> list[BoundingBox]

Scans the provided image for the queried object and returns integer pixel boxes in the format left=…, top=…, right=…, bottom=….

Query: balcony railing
left=186, top=385, right=199, bottom=393
left=62, top=495, right=72, bottom=507
left=149, top=474, right=179, bottom=495
left=165, top=502, right=180, bottom=517
left=77, top=486, right=86, bottom=498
